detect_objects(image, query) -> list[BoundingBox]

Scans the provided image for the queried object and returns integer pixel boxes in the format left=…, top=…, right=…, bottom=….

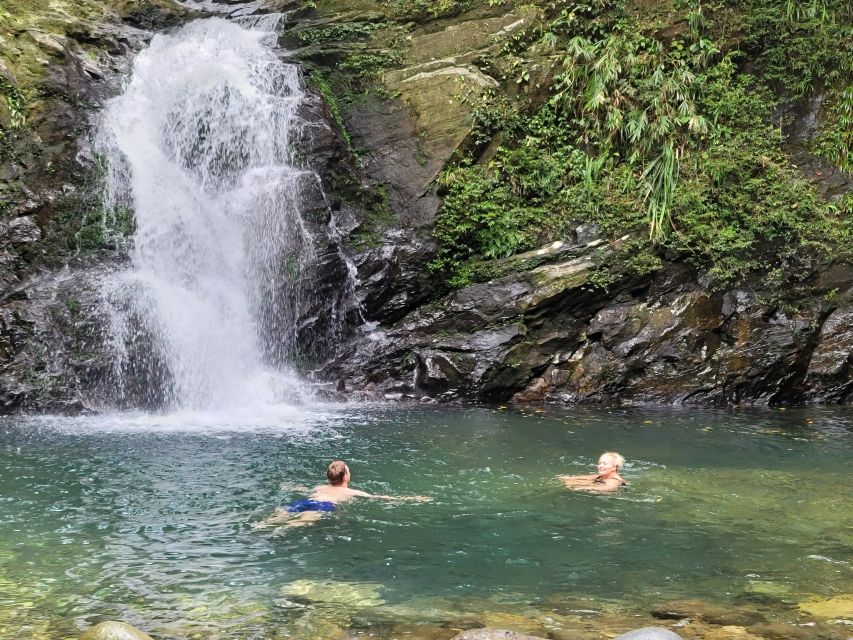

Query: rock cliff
left=291, top=0, right=852, bottom=405
left=0, top=0, right=850, bottom=411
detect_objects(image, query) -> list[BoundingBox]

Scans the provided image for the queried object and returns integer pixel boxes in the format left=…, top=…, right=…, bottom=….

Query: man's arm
left=355, top=489, right=431, bottom=502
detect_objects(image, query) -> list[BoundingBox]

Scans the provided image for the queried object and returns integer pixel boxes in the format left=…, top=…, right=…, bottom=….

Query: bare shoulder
left=560, top=474, right=624, bottom=493
left=308, top=485, right=329, bottom=498
left=309, top=485, right=342, bottom=501
left=559, top=474, right=597, bottom=489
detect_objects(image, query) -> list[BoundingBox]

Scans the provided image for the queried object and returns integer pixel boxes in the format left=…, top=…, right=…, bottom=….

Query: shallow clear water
left=1, top=405, right=851, bottom=639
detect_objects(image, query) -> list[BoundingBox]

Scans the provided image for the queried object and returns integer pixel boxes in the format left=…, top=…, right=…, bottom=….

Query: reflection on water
left=0, top=405, right=851, bottom=639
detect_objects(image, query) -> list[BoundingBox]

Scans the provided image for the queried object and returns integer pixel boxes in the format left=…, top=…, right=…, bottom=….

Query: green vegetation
left=338, top=51, right=401, bottom=83
left=306, top=72, right=352, bottom=149
left=301, top=25, right=404, bottom=115
left=45, top=158, right=133, bottom=257
left=815, top=86, right=853, bottom=172
left=429, top=0, right=852, bottom=290
left=297, top=22, right=386, bottom=45
left=0, top=77, right=28, bottom=160
left=349, top=183, right=395, bottom=249
left=0, top=79, right=27, bottom=131
left=747, top=0, right=850, bottom=97
left=391, top=0, right=472, bottom=20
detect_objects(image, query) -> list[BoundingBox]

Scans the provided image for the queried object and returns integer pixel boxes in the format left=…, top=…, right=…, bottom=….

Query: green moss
left=0, top=77, right=28, bottom=130
left=390, top=0, right=472, bottom=20
left=301, top=38, right=403, bottom=124
left=745, top=0, right=850, bottom=98
left=349, top=183, right=394, bottom=249
left=338, top=51, right=401, bottom=82
left=306, top=72, right=352, bottom=149
left=297, top=22, right=386, bottom=45
left=814, top=85, right=853, bottom=173
left=39, top=159, right=132, bottom=258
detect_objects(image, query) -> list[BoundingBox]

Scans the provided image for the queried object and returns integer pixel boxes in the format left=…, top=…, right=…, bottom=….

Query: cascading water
left=98, top=18, right=327, bottom=412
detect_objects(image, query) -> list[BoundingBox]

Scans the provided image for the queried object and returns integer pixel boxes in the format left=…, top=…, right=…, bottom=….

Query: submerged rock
left=701, top=626, right=766, bottom=640
left=279, top=579, right=386, bottom=609
left=80, top=621, right=154, bottom=640
left=743, top=581, right=795, bottom=602
left=798, top=594, right=853, bottom=619
left=451, top=630, right=544, bottom=640
left=747, top=622, right=848, bottom=640
left=613, top=627, right=685, bottom=640
left=652, top=599, right=766, bottom=626
left=386, top=623, right=457, bottom=640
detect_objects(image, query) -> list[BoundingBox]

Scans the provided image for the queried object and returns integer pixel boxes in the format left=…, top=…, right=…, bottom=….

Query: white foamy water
left=10, top=404, right=351, bottom=434
left=234, top=12, right=289, bottom=35
left=97, top=18, right=321, bottom=412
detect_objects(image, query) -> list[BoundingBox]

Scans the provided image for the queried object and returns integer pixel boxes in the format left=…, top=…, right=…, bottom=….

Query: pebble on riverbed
left=80, top=621, right=153, bottom=640
left=451, top=629, right=546, bottom=640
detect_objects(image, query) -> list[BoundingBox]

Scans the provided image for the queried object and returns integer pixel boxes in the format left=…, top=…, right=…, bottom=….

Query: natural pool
left=1, top=405, right=851, bottom=639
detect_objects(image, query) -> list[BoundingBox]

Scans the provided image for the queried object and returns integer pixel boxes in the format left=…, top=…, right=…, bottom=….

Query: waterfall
left=97, top=18, right=325, bottom=412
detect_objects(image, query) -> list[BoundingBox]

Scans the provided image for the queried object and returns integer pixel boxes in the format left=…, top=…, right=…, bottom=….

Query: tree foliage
left=429, top=0, right=852, bottom=289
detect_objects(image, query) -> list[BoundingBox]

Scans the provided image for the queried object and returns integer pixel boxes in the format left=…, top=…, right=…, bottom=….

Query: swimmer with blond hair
left=559, top=451, right=628, bottom=492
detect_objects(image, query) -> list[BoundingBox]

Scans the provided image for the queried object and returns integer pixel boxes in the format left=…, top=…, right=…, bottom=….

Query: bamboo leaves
left=550, top=20, right=712, bottom=242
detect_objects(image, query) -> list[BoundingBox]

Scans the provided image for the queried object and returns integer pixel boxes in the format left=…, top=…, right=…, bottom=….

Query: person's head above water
left=597, top=451, right=625, bottom=478
left=326, top=460, right=350, bottom=486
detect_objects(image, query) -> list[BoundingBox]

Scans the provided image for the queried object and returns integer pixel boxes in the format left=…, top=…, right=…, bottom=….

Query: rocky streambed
left=63, top=592, right=853, bottom=640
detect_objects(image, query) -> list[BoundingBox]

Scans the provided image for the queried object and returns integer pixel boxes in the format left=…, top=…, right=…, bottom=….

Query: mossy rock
left=798, top=594, right=853, bottom=619
left=280, top=578, right=386, bottom=608
left=80, top=621, right=154, bottom=640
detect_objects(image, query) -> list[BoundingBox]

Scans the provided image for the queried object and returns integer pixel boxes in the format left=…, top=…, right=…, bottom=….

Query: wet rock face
left=288, top=1, right=549, bottom=327
left=325, top=241, right=853, bottom=405
left=801, top=306, right=853, bottom=402
left=0, top=267, right=115, bottom=414
left=299, top=1, right=852, bottom=407
left=0, top=2, right=187, bottom=414
left=779, top=94, right=853, bottom=201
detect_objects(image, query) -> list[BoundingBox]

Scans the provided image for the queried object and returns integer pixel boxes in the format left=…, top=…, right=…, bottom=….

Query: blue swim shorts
left=282, top=499, right=336, bottom=513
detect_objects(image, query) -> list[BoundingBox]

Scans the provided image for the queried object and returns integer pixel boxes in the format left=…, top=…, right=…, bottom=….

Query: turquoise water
left=1, top=405, right=851, bottom=639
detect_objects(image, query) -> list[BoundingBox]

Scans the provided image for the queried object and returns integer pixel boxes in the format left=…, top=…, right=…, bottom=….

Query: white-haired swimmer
left=559, top=451, right=627, bottom=493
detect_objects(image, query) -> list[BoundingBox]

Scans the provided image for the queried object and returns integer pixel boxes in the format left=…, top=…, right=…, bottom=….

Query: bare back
left=309, top=484, right=372, bottom=504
